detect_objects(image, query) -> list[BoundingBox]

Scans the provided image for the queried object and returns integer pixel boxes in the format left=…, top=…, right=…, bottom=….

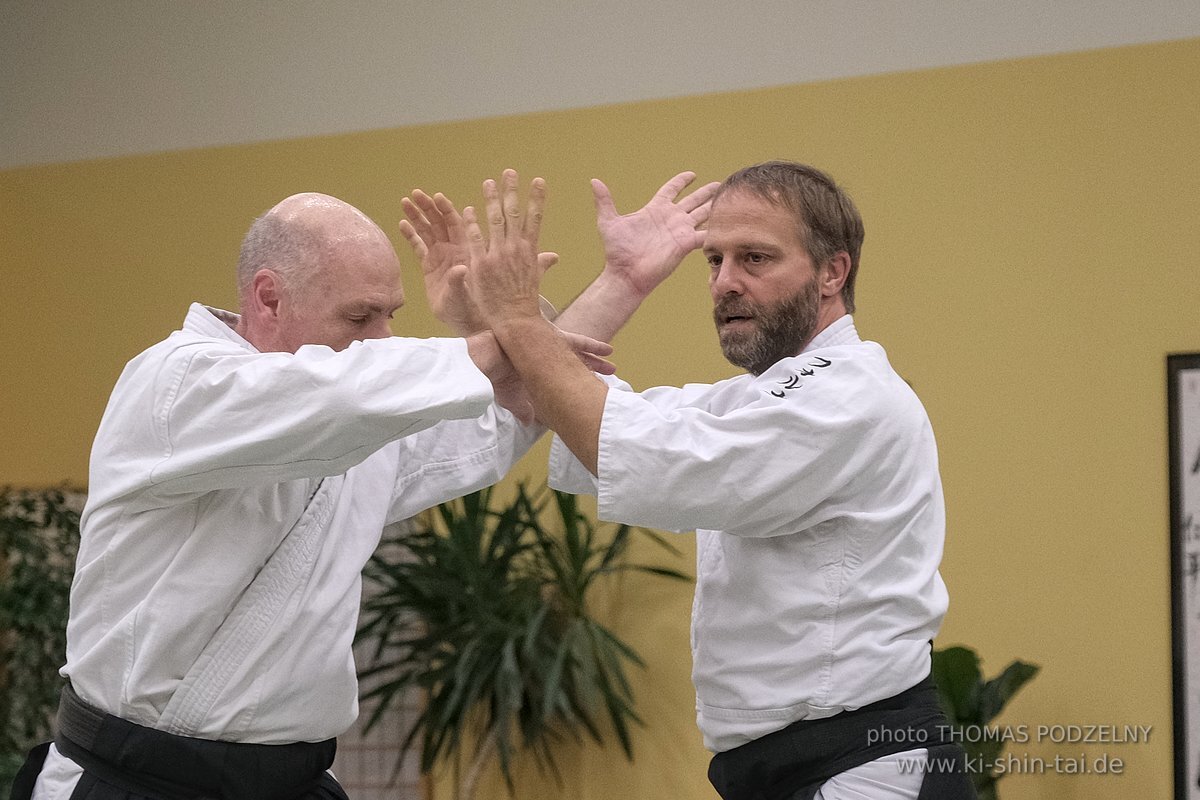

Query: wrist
left=590, top=270, right=654, bottom=320
left=492, top=315, right=553, bottom=345
left=447, top=315, right=488, bottom=337
left=597, top=264, right=656, bottom=302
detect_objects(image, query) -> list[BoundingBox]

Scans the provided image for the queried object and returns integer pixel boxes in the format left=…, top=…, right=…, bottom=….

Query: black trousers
left=10, top=684, right=348, bottom=800
left=707, top=676, right=977, bottom=800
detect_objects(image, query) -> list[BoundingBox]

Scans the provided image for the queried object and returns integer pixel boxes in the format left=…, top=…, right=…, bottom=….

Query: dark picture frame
left=1170, top=353, right=1200, bottom=800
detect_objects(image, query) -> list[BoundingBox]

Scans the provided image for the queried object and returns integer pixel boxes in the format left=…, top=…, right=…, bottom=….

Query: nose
left=709, top=262, right=744, bottom=299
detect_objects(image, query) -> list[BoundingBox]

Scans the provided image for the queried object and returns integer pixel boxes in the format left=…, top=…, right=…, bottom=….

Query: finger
left=559, top=330, right=615, bottom=358
left=590, top=179, right=617, bottom=225
left=580, top=352, right=617, bottom=375
left=433, top=193, right=467, bottom=245
left=409, top=190, right=449, bottom=241
left=537, top=252, right=559, bottom=273
left=680, top=181, right=722, bottom=215
left=523, top=177, right=546, bottom=247
left=400, top=197, right=434, bottom=243
left=462, top=206, right=488, bottom=262
left=483, top=178, right=504, bottom=241
left=501, top=169, right=522, bottom=239
left=654, top=171, right=697, bottom=201
left=396, top=219, right=429, bottom=261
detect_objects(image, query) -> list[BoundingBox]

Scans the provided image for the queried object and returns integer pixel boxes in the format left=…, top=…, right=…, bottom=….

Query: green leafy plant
left=932, top=645, right=1040, bottom=800
left=0, top=486, right=82, bottom=793
left=355, top=483, right=690, bottom=800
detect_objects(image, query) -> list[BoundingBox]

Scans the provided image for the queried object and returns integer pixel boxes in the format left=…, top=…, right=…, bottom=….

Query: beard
left=714, top=279, right=820, bottom=376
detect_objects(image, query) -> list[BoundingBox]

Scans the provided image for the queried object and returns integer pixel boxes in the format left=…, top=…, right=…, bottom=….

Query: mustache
left=713, top=297, right=759, bottom=322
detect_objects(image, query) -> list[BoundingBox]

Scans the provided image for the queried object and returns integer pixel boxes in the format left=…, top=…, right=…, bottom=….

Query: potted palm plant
left=931, top=645, right=1040, bottom=800
left=355, top=483, right=690, bottom=800
left=0, top=486, right=82, bottom=794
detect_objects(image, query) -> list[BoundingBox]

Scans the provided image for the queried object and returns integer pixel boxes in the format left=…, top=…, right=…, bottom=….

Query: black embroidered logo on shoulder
left=767, top=357, right=833, bottom=398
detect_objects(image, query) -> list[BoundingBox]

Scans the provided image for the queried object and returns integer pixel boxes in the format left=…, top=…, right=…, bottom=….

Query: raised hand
left=462, top=169, right=612, bottom=469
left=592, top=171, right=721, bottom=296
left=399, top=187, right=558, bottom=336
left=462, top=169, right=548, bottom=327
left=398, top=190, right=483, bottom=335
left=462, top=169, right=615, bottom=378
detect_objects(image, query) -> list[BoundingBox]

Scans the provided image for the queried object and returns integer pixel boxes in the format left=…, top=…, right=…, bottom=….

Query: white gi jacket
left=36, top=304, right=539, bottom=797
left=550, top=316, right=949, bottom=753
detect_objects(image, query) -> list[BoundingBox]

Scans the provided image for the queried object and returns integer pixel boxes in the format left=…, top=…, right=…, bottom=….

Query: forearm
left=552, top=268, right=651, bottom=343
left=147, top=338, right=494, bottom=493
left=492, top=316, right=608, bottom=474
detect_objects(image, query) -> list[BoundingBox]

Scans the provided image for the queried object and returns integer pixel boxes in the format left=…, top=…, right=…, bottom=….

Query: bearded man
left=452, top=161, right=976, bottom=800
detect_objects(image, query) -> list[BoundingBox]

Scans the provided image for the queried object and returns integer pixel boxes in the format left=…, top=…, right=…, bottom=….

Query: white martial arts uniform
left=34, top=304, right=540, bottom=799
left=550, top=316, right=947, bottom=797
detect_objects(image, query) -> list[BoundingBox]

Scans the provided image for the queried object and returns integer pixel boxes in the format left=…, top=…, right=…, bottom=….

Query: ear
left=818, top=252, right=851, bottom=299
left=248, top=269, right=285, bottom=320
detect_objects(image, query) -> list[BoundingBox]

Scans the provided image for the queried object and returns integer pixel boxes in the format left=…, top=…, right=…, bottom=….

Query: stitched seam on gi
left=156, top=477, right=338, bottom=734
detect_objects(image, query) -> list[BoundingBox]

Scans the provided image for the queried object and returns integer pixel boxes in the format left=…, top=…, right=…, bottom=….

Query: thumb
left=447, top=263, right=469, bottom=294
left=591, top=179, right=617, bottom=224
left=537, top=252, right=559, bottom=273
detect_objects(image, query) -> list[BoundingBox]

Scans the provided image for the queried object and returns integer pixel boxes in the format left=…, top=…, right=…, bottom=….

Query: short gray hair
left=235, top=211, right=322, bottom=299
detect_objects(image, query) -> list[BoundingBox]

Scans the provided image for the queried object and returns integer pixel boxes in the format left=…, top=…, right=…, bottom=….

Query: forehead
left=311, top=241, right=405, bottom=307
left=704, top=190, right=806, bottom=251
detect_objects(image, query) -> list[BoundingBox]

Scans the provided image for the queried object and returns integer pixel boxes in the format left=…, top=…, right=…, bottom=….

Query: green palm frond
left=355, top=483, right=690, bottom=796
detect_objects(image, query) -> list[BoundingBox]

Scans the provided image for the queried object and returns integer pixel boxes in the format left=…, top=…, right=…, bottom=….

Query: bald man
left=18, top=193, right=613, bottom=800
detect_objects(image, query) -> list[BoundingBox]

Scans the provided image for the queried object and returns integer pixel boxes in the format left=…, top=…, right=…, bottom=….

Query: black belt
left=53, top=684, right=345, bottom=800
left=707, top=675, right=977, bottom=800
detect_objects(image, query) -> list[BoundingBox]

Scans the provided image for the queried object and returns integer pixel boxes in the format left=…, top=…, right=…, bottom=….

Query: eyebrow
left=343, top=301, right=404, bottom=315
left=703, top=240, right=782, bottom=254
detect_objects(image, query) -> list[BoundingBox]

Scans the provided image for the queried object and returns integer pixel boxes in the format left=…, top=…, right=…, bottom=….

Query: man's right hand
left=592, top=170, right=720, bottom=297
left=549, top=171, right=719, bottom=344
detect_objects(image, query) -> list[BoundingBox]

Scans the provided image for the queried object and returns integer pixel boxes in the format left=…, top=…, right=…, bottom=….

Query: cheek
left=299, top=315, right=352, bottom=350
left=366, top=318, right=393, bottom=340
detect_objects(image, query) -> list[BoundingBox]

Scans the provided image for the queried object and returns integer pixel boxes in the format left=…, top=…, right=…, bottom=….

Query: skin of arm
left=400, top=189, right=558, bottom=336
left=551, top=172, right=719, bottom=342
left=400, top=187, right=614, bottom=426
left=463, top=171, right=612, bottom=473
left=400, top=171, right=717, bottom=343
left=404, top=169, right=715, bottom=468
left=490, top=316, right=608, bottom=472
left=463, top=320, right=615, bottom=428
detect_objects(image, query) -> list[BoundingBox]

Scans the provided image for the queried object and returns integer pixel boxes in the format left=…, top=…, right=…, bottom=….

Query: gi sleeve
left=384, top=405, right=545, bottom=524
left=144, top=336, right=494, bottom=494
left=559, top=369, right=898, bottom=538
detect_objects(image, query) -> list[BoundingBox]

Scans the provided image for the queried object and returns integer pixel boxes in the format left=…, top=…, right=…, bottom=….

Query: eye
left=706, top=254, right=722, bottom=268
left=745, top=252, right=767, bottom=264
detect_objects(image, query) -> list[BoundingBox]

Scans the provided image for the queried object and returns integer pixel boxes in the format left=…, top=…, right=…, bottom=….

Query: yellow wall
left=3, top=37, right=1198, bottom=799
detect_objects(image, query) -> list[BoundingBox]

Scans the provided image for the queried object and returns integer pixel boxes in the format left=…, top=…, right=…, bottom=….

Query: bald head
left=237, top=193, right=394, bottom=302
left=234, top=193, right=405, bottom=353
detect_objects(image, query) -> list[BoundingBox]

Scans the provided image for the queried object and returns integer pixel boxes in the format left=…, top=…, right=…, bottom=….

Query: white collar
left=183, top=303, right=256, bottom=351
left=802, top=315, right=859, bottom=353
